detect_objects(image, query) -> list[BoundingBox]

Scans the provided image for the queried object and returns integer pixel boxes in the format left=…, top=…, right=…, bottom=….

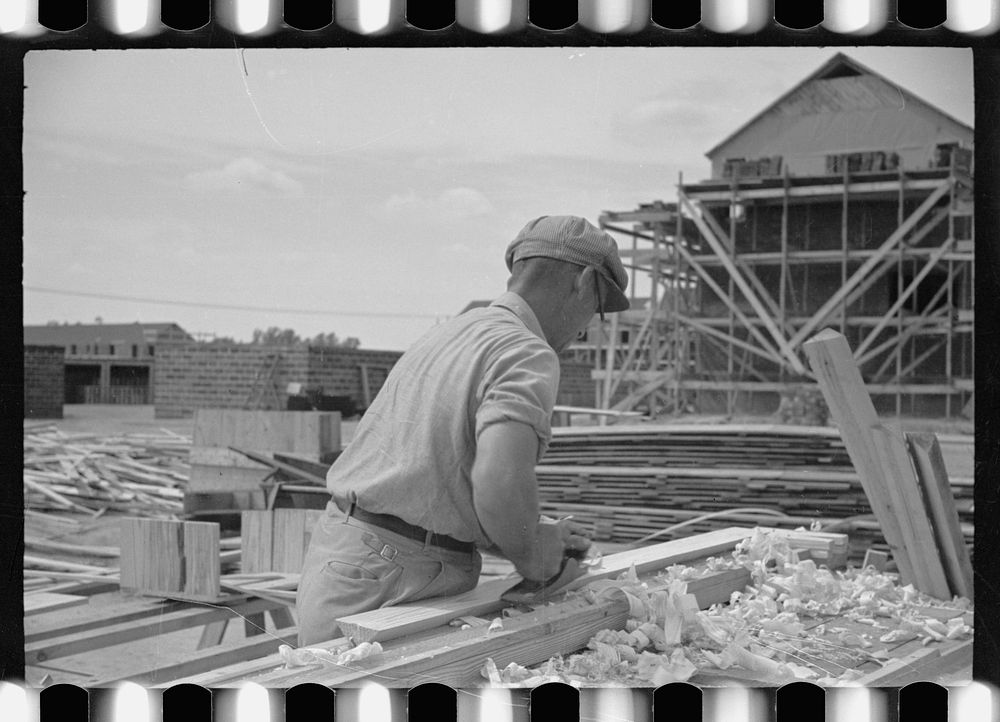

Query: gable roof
left=23, top=322, right=192, bottom=347
left=706, top=52, right=974, bottom=159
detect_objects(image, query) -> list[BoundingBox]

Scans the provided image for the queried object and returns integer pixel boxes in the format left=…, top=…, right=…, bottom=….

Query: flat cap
left=505, top=215, right=630, bottom=313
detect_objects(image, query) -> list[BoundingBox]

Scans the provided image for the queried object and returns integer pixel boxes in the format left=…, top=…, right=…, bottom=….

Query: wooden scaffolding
left=592, top=151, right=974, bottom=419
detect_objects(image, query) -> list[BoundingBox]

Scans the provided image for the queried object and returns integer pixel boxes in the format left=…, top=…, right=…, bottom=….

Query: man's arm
left=471, top=421, right=586, bottom=581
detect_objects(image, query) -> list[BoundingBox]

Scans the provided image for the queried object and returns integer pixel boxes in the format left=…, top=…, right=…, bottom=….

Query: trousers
left=296, top=501, right=482, bottom=646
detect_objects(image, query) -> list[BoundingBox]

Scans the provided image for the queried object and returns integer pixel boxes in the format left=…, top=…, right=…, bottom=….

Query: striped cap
left=505, top=215, right=630, bottom=312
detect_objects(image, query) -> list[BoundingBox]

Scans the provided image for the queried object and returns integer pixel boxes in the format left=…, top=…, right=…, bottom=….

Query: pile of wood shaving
left=481, top=528, right=972, bottom=687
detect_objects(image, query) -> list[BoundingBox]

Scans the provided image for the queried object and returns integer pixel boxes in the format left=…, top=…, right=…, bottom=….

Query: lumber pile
left=535, top=424, right=973, bottom=564
left=23, top=425, right=191, bottom=518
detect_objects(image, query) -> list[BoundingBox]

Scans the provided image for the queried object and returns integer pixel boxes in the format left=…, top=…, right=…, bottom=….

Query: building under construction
left=586, top=53, right=974, bottom=420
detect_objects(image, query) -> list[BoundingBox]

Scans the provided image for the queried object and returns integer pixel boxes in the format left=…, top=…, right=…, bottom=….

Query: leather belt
left=348, top=503, right=474, bottom=554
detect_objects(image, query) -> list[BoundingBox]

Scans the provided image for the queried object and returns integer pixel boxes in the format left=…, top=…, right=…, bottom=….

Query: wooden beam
left=673, top=242, right=784, bottom=363
left=854, top=238, right=955, bottom=358
left=91, top=626, right=300, bottom=687
left=335, top=527, right=756, bottom=645
left=679, top=191, right=806, bottom=375
left=802, top=329, right=951, bottom=599
left=906, top=433, right=974, bottom=599
left=23, top=592, right=87, bottom=617
left=250, top=567, right=753, bottom=688
left=790, top=179, right=953, bottom=348
left=25, top=597, right=281, bottom=665
left=675, top=313, right=785, bottom=367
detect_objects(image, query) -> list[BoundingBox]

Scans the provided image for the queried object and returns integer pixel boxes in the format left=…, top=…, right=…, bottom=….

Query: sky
left=22, top=46, right=974, bottom=351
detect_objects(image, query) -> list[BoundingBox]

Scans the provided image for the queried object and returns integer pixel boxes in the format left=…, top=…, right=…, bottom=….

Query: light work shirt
left=327, top=291, right=560, bottom=547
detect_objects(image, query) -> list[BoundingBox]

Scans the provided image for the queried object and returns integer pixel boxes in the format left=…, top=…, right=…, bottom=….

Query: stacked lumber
left=536, top=425, right=973, bottom=565
left=23, top=425, right=191, bottom=518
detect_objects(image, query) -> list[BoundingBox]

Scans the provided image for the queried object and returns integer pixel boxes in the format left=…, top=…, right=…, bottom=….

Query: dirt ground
left=22, top=405, right=975, bottom=687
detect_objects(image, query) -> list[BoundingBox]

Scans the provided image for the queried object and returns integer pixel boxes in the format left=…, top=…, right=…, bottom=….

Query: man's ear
left=575, top=265, right=597, bottom=299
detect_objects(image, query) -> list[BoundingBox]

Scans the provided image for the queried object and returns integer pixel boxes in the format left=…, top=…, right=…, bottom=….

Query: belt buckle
left=379, top=544, right=398, bottom=561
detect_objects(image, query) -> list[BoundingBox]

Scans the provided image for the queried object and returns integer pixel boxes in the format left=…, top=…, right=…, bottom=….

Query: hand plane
left=500, top=547, right=590, bottom=606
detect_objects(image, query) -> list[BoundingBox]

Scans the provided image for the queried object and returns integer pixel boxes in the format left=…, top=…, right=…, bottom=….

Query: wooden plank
left=851, top=638, right=973, bottom=686
left=25, top=597, right=184, bottom=644
left=257, top=567, right=751, bottom=688
left=870, top=425, right=951, bottom=600
left=802, top=329, right=917, bottom=586
left=241, top=511, right=274, bottom=574
left=90, top=626, right=300, bottom=687
left=335, top=527, right=755, bottom=645
left=24, top=597, right=281, bottom=665
left=166, top=637, right=353, bottom=688
left=22, top=592, right=87, bottom=617
left=187, top=464, right=274, bottom=493
left=906, top=432, right=975, bottom=599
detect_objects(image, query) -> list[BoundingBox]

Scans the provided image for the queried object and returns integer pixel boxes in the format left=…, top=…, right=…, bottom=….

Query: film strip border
left=3, top=679, right=1000, bottom=721
left=0, top=0, right=998, bottom=40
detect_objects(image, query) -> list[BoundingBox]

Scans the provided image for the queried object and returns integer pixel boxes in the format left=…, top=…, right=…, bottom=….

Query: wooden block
left=241, top=511, right=274, bottom=574
left=335, top=526, right=756, bottom=644
left=273, top=509, right=309, bottom=574
left=23, top=592, right=87, bottom=617
left=862, top=549, right=890, bottom=571
left=906, top=432, right=975, bottom=599
left=802, top=329, right=917, bottom=586
left=183, top=521, right=221, bottom=600
left=119, top=517, right=223, bottom=602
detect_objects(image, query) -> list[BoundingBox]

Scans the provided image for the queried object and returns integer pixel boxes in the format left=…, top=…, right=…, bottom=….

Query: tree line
left=204, top=327, right=361, bottom=348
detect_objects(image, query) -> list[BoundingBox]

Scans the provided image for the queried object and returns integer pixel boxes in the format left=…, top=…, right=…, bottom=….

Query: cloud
left=383, top=186, right=495, bottom=220
left=183, top=157, right=304, bottom=195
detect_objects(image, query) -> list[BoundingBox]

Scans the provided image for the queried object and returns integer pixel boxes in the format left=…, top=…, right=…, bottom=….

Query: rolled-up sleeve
left=475, top=342, right=560, bottom=459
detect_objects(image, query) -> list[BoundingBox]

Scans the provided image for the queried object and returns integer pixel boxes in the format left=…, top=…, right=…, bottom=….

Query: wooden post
left=802, top=329, right=951, bottom=599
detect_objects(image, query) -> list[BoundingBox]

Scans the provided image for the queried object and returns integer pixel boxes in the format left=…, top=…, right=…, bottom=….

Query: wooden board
left=803, top=329, right=918, bottom=586
left=25, top=597, right=281, bottom=665
left=23, top=592, right=87, bottom=617
left=906, top=432, right=975, bottom=599
left=335, top=527, right=756, bottom=644
left=89, top=626, right=299, bottom=687
left=187, top=464, right=275, bottom=494
left=870, top=425, right=951, bottom=600
left=241, top=509, right=323, bottom=574
left=251, top=567, right=752, bottom=688
left=851, top=638, right=973, bottom=686
left=192, top=409, right=341, bottom=459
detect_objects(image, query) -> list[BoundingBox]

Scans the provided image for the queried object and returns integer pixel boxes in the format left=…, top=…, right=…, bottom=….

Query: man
left=296, top=215, right=631, bottom=645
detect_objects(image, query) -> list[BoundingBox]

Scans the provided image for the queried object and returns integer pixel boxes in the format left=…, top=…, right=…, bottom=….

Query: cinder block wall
left=155, top=345, right=309, bottom=418
left=156, top=343, right=602, bottom=419
left=306, top=347, right=404, bottom=402
left=24, top=345, right=65, bottom=418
